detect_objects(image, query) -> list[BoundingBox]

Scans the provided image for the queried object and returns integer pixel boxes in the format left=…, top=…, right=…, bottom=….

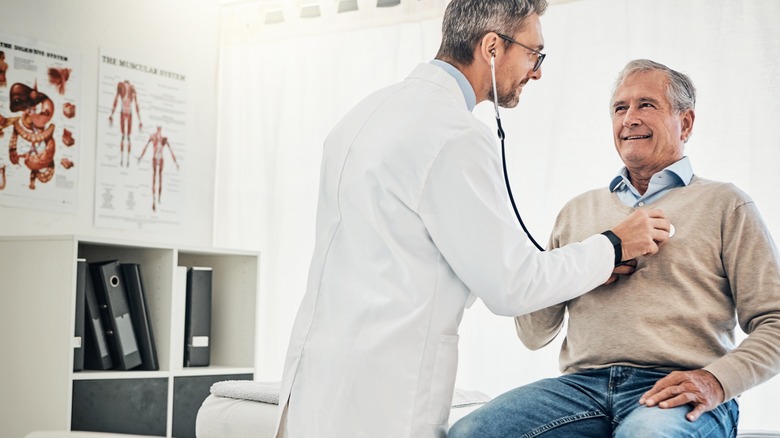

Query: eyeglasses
left=495, top=32, right=546, bottom=72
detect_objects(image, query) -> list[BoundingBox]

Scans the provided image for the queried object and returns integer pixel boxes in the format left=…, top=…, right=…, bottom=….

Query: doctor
left=276, top=1, right=671, bottom=437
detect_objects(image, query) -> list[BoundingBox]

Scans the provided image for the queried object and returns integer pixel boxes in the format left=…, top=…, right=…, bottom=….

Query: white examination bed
left=195, top=380, right=491, bottom=438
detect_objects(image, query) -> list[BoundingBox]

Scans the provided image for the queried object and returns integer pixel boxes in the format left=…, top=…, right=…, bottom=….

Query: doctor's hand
left=604, top=258, right=637, bottom=285
left=639, top=369, right=725, bottom=422
left=610, top=209, right=671, bottom=261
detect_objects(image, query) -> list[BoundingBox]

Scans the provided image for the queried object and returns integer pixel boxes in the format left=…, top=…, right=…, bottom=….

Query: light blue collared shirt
left=609, top=156, right=694, bottom=207
left=430, top=59, right=477, bottom=111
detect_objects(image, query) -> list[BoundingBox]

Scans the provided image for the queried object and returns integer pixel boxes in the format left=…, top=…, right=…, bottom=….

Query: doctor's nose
left=530, top=66, right=542, bottom=80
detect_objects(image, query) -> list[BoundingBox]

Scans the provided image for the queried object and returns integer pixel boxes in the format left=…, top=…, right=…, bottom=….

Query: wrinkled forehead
left=612, top=70, right=670, bottom=104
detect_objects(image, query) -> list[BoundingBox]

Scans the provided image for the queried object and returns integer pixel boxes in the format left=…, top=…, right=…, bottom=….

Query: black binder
left=184, top=267, right=212, bottom=367
left=73, top=259, right=86, bottom=371
left=90, top=260, right=142, bottom=370
left=121, top=263, right=159, bottom=371
left=84, top=260, right=114, bottom=370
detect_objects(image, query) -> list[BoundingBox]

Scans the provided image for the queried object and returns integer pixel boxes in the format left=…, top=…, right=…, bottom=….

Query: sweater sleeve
left=514, top=303, right=567, bottom=350
left=703, top=200, right=780, bottom=401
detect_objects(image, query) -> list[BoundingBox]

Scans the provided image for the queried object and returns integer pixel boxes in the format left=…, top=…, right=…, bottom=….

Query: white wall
left=0, top=0, right=222, bottom=248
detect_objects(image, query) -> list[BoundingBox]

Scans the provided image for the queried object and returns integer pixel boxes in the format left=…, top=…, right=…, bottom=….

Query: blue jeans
left=448, top=367, right=739, bottom=438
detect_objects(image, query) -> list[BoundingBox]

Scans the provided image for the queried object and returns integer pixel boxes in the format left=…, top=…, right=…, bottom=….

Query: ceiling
left=221, top=0, right=582, bottom=6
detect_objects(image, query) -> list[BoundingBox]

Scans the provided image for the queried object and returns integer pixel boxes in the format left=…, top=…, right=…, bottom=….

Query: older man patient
left=449, top=59, right=780, bottom=437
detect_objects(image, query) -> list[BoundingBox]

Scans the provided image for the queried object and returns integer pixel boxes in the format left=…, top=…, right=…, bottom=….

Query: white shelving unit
left=0, top=235, right=260, bottom=438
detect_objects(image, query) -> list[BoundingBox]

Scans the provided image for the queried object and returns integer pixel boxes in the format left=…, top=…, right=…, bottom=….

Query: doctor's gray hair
left=436, top=0, right=548, bottom=66
left=611, top=59, right=697, bottom=113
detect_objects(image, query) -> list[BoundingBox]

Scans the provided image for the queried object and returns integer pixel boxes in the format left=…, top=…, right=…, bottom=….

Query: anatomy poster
left=95, top=48, right=187, bottom=231
left=0, top=33, right=81, bottom=212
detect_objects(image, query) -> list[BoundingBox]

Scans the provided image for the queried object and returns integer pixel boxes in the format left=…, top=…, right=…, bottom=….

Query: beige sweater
left=515, top=176, right=780, bottom=401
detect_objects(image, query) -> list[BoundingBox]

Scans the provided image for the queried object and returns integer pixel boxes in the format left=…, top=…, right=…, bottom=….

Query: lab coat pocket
left=428, top=334, right=459, bottom=425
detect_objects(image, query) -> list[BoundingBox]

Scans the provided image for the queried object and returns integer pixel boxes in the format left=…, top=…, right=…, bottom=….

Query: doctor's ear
left=479, top=32, right=501, bottom=63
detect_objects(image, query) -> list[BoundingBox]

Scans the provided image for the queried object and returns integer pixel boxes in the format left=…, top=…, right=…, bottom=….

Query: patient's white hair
left=611, top=59, right=697, bottom=113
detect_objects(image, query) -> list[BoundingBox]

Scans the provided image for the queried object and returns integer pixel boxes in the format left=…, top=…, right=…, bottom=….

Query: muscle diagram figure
left=108, top=80, right=142, bottom=167
left=138, top=126, right=179, bottom=212
left=0, top=82, right=57, bottom=190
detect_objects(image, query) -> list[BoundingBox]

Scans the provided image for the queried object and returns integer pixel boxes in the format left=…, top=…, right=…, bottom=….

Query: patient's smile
left=623, top=134, right=651, bottom=141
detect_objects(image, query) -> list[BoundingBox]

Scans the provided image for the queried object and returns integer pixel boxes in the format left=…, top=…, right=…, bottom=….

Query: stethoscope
left=490, top=52, right=546, bottom=251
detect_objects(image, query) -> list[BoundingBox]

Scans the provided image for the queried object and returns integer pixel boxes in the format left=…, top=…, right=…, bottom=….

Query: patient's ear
left=680, top=109, right=695, bottom=142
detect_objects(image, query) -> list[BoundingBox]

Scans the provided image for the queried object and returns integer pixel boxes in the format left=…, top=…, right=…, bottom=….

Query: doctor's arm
left=418, top=128, right=633, bottom=316
left=610, top=209, right=671, bottom=262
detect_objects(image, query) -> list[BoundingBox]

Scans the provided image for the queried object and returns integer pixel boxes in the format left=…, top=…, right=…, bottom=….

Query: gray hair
left=436, top=0, right=548, bottom=66
left=611, top=59, right=696, bottom=113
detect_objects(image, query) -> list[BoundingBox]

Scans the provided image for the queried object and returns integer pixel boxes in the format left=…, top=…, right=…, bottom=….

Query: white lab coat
left=276, top=62, right=614, bottom=438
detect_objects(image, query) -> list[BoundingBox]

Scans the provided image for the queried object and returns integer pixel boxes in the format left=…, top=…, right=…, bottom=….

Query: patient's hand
left=604, top=259, right=637, bottom=285
left=638, top=369, right=725, bottom=422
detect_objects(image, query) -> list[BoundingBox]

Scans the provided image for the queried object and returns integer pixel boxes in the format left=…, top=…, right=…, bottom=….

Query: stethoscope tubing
left=490, top=54, right=546, bottom=252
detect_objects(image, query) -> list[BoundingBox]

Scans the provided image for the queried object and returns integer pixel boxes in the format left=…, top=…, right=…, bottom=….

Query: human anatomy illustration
left=138, top=126, right=179, bottom=212
left=95, top=49, right=185, bottom=229
left=0, top=82, right=57, bottom=190
left=0, top=35, right=80, bottom=212
left=108, top=79, right=142, bottom=167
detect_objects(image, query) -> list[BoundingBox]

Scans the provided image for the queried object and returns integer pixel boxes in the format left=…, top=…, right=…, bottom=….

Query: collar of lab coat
left=428, top=59, right=477, bottom=111
left=408, top=62, right=471, bottom=112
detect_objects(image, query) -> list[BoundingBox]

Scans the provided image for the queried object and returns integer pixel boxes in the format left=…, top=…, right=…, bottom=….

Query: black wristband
left=601, top=230, right=622, bottom=266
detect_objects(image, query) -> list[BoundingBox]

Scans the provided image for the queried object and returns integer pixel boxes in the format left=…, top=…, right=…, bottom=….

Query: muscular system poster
left=0, top=33, right=81, bottom=212
left=95, top=48, right=187, bottom=231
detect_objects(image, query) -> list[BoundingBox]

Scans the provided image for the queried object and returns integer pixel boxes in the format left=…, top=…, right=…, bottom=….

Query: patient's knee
left=448, top=416, right=478, bottom=438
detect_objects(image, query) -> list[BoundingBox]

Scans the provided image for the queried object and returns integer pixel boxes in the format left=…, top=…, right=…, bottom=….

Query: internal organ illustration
left=48, top=67, right=71, bottom=95
left=0, top=82, right=57, bottom=189
left=0, top=51, right=7, bottom=87
left=63, top=102, right=75, bottom=118
left=62, top=128, right=74, bottom=146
